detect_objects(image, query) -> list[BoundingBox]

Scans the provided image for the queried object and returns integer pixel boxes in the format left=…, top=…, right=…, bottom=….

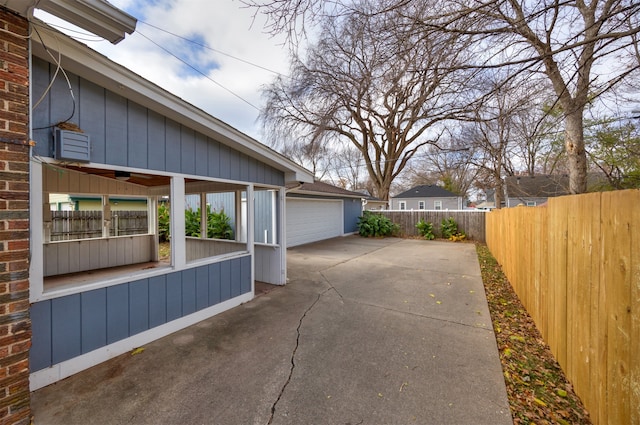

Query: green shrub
left=207, top=208, right=234, bottom=239
left=357, top=212, right=399, bottom=237
left=185, top=205, right=234, bottom=240
left=185, top=207, right=202, bottom=237
left=416, top=219, right=435, bottom=240
left=441, top=217, right=458, bottom=239
left=158, top=203, right=170, bottom=242
left=441, top=216, right=466, bottom=241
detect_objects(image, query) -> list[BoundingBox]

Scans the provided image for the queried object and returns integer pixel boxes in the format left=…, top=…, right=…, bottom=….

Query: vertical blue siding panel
left=31, top=58, right=52, bottom=157
left=239, top=154, right=249, bottom=181
left=247, top=157, right=257, bottom=183
left=50, top=69, right=78, bottom=127
left=220, top=260, right=231, bottom=302
left=148, top=110, right=166, bottom=171
left=208, top=139, right=220, bottom=178
left=241, top=255, right=251, bottom=294
left=344, top=197, right=362, bottom=233
left=129, top=279, right=149, bottom=335
left=208, top=262, right=221, bottom=305
left=195, top=133, right=209, bottom=176
left=81, top=289, right=107, bottom=353
left=106, top=285, right=129, bottom=344
left=149, top=275, right=167, bottom=327
left=166, top=272, right=182, bottom=321
left=196, top=266, right=209, bottom=311
left=255, top=162, right=265, bottom=185
left=79, top=79, right=106, bottom=164
left=30, top=301, right=52, bottom=371
left=127, top=102, right=148, bottom=169
left=165, top=119, right=181, bottom=173
left=181, top=268, right=196, bottom=315
left=231, top=258, right=241, bottom=297
left=105, top=91, right=128, bottom=166
left=181, top=128, right=196, bottom=174
left=219, top=144, right=230, bottom=177
left=51, top=295, right=82, bottom=364
left=229, top=150, right=240, bottom=181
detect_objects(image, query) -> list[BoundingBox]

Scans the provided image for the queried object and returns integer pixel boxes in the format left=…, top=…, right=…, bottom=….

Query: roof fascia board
left=37, top=0, right=136, bottom=44
left=288, top=189, right=363, bottom=199
left=30, top=24, right=313, bottom=184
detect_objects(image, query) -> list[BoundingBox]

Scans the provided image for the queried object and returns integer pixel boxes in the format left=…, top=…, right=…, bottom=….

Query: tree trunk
left=564, top=110, right=588, bottom=193
left=494, top=178, right=503, bottom=209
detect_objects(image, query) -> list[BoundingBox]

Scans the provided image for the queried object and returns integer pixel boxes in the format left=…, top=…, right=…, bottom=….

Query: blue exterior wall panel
left=208, top=263, right=221, bottom=305
left=343, top=197, right=362, bottom=233
left=30, top=302, right=51, bottom=371
left=51, top=295, right=81, bottom=364
left=196, top=266, right=209, bottom=311
left=129, top=279, right=150, bottom=335
left=30, top=256, right=252, bottom=372
left=31, top=57, right=285, bottom=186
left=148, top=276, right=167, bottom=328
left=81, top=289, right=107, bottom=353
left=106, top=285, right=129, bottom=344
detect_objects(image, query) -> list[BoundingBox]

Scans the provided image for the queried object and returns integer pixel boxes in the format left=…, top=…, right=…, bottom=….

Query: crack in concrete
left=267, top=287, right=331, bottom=425
left=319, top=270, right=344, bottom=302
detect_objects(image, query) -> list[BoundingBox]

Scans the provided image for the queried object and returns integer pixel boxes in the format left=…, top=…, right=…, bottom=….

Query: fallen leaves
left=476, top=244, right=592, bottom=425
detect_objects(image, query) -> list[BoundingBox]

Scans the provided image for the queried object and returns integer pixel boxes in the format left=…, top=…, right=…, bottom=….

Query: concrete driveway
left=31, top=236, right=512, bottom=425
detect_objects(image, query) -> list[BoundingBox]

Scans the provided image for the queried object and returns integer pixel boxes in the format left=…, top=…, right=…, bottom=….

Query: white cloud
left=36, top=0, right=293, bottom=141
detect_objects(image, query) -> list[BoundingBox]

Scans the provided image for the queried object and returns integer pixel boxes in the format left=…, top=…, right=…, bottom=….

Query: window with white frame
left=399, top=201, right=406, bottom=210
left=418, top=201, right=425, bottom=210
left=526, top=201, right=537, bottom=206
left=434, top=200, right=442, bottom=210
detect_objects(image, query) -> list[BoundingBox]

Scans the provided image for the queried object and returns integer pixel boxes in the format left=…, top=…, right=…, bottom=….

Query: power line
left=138, top=20, right=286, bottom=77
left=37, top=17, right=281, bottom=113
left=136, top=30, right=261, bottom=111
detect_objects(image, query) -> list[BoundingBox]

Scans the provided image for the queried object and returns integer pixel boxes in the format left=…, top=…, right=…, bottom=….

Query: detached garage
left=286, top=181, right=364, bottom=247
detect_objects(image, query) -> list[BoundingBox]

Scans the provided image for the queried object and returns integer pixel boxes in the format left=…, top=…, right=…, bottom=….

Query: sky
left=34, top=0, right=293, bottom=141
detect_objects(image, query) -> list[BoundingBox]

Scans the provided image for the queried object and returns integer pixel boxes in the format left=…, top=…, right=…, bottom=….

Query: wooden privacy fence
left=486, top=189, right=639, bottom=425
left=51, top=210, right=149, bottom=241
left=375, top=210, right=487, bottom=242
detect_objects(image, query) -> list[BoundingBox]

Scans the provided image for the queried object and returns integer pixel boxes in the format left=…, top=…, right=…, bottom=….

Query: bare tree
left=278, top=136, right=333, bottom=180
left=466, top=75, right=529, bottom=208
left=260, top=2, right=476, bottom=200
left=424, top=0, right=640, bottom=193
left=405, top=135, right=480, bottom=199
left=247, top=0, right=640, bottom=194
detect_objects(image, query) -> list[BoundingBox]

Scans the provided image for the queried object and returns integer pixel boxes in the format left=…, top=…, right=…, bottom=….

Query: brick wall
left=0, top=7, right=31, bottom=425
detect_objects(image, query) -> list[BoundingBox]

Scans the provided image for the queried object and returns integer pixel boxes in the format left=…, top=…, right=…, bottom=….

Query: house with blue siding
left=19, top=5, right=313, bottom=391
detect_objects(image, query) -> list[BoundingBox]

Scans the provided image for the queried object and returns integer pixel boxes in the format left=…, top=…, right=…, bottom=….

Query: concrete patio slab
left=31, top=236, right=512, bottom=425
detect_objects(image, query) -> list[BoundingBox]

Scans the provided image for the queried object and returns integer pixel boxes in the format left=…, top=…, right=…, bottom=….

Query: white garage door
left=286, top=198, right=343, bottom=247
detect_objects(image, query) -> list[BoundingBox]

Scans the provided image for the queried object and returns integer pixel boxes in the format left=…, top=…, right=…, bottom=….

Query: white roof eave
left=30, top=23, right=314, bottom=185
left=5, top=0, right=136, bottom=44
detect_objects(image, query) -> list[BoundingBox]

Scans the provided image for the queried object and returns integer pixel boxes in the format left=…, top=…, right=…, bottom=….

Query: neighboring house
left=362, top=194, right=388, bottom=211
left=285, top=181, right=364, bottom=247
left=0, top=2, right=314, bottom=408
left=391, top=185, right=463, bottom=210
left=49, top=194, right=148, bottom=211
left=504, top=175, right=570, bottom=207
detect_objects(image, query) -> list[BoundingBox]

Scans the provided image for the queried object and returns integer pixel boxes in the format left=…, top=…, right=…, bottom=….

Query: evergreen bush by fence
left=374, top=210, right=487, bottom=242
left=51, top=210, right=149, bottom=241
left=486, top=189, right=640, bottom=425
